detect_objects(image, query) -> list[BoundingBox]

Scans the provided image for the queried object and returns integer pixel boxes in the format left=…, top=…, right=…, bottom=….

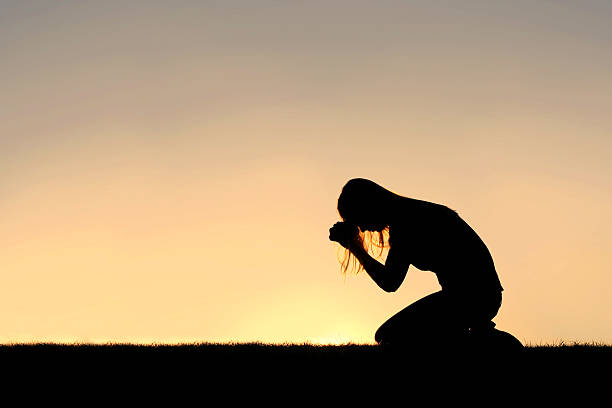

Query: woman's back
left=390, top=199, right=503, bottom=293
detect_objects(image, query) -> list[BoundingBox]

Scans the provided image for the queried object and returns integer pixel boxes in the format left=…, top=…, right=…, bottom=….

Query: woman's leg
left=374, top=291, right=465, bottom=346
left=463, top=290, right=502, bottom=332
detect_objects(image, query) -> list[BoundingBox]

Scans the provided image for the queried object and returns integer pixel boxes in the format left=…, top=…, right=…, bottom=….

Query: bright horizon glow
left=1, top=1, right=611, bottom=346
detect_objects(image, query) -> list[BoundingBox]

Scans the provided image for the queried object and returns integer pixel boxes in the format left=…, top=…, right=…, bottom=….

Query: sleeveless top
left=388, top=202, right=503, bottom=294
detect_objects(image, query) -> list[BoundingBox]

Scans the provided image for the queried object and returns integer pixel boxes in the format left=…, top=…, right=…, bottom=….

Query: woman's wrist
left=347, top=239, right=365, bottom=255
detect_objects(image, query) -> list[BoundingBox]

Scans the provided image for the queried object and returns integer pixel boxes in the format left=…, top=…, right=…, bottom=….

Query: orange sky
left=1, top=1, right=611, bottom=345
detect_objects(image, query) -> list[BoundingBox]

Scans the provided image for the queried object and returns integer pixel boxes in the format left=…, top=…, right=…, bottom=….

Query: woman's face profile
left=358, top=219, right=386, bottom=232
left=347, top=211, right=386, bottom=232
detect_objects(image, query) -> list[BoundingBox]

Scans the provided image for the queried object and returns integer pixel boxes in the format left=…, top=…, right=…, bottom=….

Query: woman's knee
left=375, top=319, right=406, bottom=344
left=374, top=321, right=389, bottom=344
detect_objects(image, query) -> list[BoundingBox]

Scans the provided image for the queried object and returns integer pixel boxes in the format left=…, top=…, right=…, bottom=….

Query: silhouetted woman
left=329, top=178, right=504, bottom=347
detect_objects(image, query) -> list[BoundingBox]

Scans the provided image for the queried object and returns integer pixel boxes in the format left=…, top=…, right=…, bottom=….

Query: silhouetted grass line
left=2, top=340, right=610, bottom=348
left=2, top=341, right=611, bottom=357
left=0, top=342, right=386, bottom=360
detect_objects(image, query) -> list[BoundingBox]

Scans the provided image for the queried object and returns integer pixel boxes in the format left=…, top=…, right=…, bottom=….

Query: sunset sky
left=2, top=1, right=611, bottom=345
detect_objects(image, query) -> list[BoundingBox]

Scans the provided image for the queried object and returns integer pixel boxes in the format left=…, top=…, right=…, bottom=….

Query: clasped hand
left=329, top=221, right=361, bottom=249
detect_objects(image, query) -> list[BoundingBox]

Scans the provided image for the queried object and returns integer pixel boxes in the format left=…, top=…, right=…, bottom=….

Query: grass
left=3, top=339, right=609, bottom=351
left=3, top=340, right=610, bottom=364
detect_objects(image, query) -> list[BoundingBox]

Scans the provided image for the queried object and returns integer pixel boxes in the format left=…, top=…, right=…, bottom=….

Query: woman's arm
left=329, top=221, right=409, bottom=292
left=347, top=242, right=409, bottom=293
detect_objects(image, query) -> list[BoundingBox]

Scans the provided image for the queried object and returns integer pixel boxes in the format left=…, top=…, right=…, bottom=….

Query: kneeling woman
left=329, top=178, right=503, bottom=346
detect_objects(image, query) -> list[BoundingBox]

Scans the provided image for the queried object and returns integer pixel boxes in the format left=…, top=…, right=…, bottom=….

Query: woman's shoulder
left=389, top=204, right=459, bottom=240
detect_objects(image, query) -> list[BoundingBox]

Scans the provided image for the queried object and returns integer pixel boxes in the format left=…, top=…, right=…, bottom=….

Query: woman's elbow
left=380, top=273, right=406, bottom=292
left=381, top=282, right=400, bottom=293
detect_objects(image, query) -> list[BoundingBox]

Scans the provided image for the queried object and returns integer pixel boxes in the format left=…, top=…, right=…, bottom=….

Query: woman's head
left=336, top=178, right=398, bottom=273
left=337, top=178, right=397, bottom=232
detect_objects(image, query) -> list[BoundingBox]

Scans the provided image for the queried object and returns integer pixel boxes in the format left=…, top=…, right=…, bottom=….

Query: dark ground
left=3, top=342, right=610, bottom=373
left=3, top=343, right=610, bottom=400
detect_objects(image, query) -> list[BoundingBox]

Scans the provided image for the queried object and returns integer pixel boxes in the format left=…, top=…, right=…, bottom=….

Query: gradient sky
left=2, top=0, right=611, bottom=345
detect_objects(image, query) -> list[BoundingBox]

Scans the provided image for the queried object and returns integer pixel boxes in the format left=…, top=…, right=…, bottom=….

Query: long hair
left=336, top=178, right=396, bottom=274
left=338, top=227, right=390, bottom=274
